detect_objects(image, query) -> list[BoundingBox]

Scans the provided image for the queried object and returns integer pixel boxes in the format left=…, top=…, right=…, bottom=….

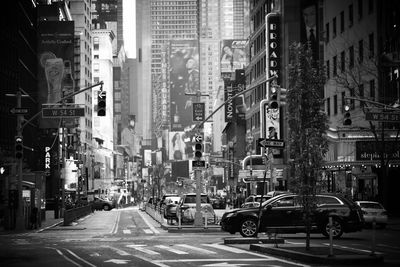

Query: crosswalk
left=102, top=242, right=247, bottom=257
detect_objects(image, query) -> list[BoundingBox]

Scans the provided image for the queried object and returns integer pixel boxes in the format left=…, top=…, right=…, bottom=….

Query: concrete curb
left=224, top=237, right=285, bottom=244
left=249, top=244, right=384, bottom=265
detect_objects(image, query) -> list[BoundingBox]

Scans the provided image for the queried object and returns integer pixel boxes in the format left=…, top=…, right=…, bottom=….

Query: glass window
left=332, top=17, right=337, bottom=38
left=317, top=196, right=341, bottom=205
left=349, top=46, right=354, bottom=68
left=273, top=196, right=294, bottom=207
left=334, top=95, right=338, bottom=115
left=340, top=11, right=344, bottom=33
left=349, top=4, right=354, bottom=27
left=333, top=56, right=337, bottom=76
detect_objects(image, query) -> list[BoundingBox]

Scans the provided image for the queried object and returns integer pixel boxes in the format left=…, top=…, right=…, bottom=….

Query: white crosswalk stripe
left=126, top=244, right=160, bottom=255
left=143, top=229, right=153, bottom=234
left=176, top=244, right=217, bottom=254
left=123, top=243, right=246, bottom=256
left=155, top=245, right=188, bottom=255
left=202, top=243, right=247, bottom=254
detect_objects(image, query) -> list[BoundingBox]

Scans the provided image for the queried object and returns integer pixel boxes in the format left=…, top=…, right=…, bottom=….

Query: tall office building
left=148, top=0, right=199, bottom=138
left=69, top=0, right=95, bottom=187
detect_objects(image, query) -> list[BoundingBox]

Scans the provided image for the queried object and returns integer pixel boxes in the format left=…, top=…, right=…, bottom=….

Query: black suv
left=220, top=193, right=364, bottom=239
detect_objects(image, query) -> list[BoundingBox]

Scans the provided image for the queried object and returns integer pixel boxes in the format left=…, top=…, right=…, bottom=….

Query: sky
left=123, top=0, right=136, bottom=58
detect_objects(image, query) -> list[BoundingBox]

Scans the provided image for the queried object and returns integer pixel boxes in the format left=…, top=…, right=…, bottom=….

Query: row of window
left=325, top=0, right=374, bottom=43
left=326, top=33, right=374, bottom=78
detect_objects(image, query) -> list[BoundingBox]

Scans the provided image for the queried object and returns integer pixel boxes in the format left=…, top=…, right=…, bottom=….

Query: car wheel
left=239, top=218, right=258, bottom=237
left=322, top=218, right=343, bottom=239
left=103, top=205, right=110, bottom=211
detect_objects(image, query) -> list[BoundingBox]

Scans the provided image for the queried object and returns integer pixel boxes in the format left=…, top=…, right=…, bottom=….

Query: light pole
left=246, top=133, right=254, bottom=197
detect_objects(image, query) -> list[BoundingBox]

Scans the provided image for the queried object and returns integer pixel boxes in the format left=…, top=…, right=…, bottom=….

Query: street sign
left=9, top=107, right=29, bottom=115
left=365, top=112, right=400, bottom=122
left=193, top=102, right=205, bottom=122
left=42, top=107, right=85, bottom=118
left=192, top=160, right=206, bottom=168
left=194, top=135, right=203, bottom=142
left=258, top=138, right=285, bottom=148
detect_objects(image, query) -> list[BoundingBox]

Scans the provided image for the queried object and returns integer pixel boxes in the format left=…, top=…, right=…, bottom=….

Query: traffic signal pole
left=15, top=90, right=24, bottom=231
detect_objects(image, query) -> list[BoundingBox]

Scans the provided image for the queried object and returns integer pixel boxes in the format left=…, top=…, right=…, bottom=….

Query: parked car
left=221, top=193, right=364, bottom=239
left=356, top=201, right=388, bottom=228
left=91, top=197, right=115, bottom=211
left=211, top=196, right=226, bottom=209
left=163, top=196, right=181, bottom=220
left=160, top=194, right=179, bottom=212
left=178, top=193, right=216, bottom=223
left=241, top=191, right=288, bottom=208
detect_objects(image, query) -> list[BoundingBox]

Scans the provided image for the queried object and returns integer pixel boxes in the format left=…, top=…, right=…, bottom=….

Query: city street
left=1, top=206, right=400, bottom=266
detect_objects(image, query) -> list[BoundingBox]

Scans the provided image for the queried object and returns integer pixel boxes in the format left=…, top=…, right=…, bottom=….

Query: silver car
left=356, top=201, right=388, bottom=228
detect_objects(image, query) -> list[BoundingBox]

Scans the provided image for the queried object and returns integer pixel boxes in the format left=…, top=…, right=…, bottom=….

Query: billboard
left=220, top=40, right=247, bottom=73
left=169, top=40, right=199, bottom=131
left=37, top=21, right=75, bottom=128
left=300, top=2, right=319, bottom=61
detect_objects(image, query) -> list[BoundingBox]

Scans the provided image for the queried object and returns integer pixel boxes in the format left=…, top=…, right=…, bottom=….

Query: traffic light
left=343, top=104, right=352, bottom=125
left=97, top=91, right=106, bottom=116
left=194, top=141, right=203, bottom=160
left=15, top=136, right=23, bottom=159
left=279, top=88, right=287, bottom=106
left=269, top=84, right=279, bottom=109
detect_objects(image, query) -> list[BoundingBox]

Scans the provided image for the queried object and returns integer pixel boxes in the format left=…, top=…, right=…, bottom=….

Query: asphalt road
left=1, top=206, right=399, bottom=267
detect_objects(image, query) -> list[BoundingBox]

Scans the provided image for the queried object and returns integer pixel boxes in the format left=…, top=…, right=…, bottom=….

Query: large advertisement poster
left=37, top=21, right=75, bottom=128
left=220, top=40, right=247, bottom=73
left=169, top=40, right=199, bottom=131
left=300, top=2, right=318, bottom=61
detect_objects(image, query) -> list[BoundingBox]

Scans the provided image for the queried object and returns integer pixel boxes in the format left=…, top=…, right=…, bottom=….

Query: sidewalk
left=0, top=210, right=63, bottom=235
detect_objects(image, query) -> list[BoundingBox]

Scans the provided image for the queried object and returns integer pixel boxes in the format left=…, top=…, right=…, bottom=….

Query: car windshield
left=184, top=196, right=208, bottom=203
left=359, top=202, right=383, bottom=209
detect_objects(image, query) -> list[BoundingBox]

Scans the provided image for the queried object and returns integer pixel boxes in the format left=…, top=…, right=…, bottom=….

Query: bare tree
left=287, top=43, right=329, bottom=250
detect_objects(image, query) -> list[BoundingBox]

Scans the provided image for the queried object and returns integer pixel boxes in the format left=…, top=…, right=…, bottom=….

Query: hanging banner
left=37, top=20, right=75, bottom=128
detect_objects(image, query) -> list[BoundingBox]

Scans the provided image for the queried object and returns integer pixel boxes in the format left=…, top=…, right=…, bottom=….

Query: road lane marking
left=103, top=245, right=131, bottom=256
left=137, top=209, right=160, bottom=234
left=322, top=243, right=383, bottom=255
left=176, top=244, right=217, bottom=254
left=123, top=229, right=131, bottom=234
left=126, top=244, right=160, bottom=255
left=203, top=243, right=247, bottom=254
left=110, top=210, right=121, bottom=234
left=65, top=248, right=97, bottom=267
left=53, top=248, right=83, bottom=267
left=155, top=245, right=188, bottom=255
left=144, top=229, right=153, bottom=234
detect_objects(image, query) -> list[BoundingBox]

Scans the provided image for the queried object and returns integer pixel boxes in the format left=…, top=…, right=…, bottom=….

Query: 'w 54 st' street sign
left=365, top=112, right=400, bottom=123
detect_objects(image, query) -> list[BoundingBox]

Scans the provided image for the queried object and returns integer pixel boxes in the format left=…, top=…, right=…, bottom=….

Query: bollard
left=178, top=209, right=182, bottom=229
left=329, top=216, right=334, bottom=257
left=371, top=217, right=376, bottom=256
left=205, top=213, right=208, bottom=229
